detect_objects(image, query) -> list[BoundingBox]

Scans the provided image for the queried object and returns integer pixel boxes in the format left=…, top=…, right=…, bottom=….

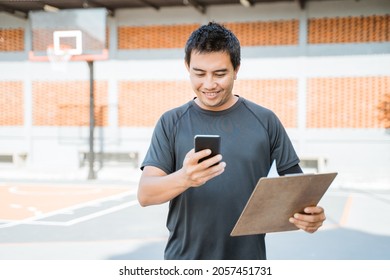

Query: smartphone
left=194, top=135, right=221, bottom=164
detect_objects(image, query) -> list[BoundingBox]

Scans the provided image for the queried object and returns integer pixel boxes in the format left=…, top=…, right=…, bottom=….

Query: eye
left=215, top=73, right=226, bottom=78
left=193, top=72, right=205, bottom=77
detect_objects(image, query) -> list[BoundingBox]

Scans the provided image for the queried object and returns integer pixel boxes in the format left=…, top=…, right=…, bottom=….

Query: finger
left=289, top=217, right=323, bottom=233
left=192, top=161, right=226, bottom=186
left=184, top=149, right=211, bottom=166
left=293, top=211, right=326, bottom=225
left=192, top=149, right=212, bottom=163
left=303, top=206, right=324, bottom=215
left=183, top=149, right=195, bottom=162
left=198, top=154, right=223, bottom=168
left=290, top=215, right=324, bottom=227
left=291, top=206, right=325, bottom=221
left=197, top=161, right=226, bottom=178
left=297, top=224, right=320, bottom=233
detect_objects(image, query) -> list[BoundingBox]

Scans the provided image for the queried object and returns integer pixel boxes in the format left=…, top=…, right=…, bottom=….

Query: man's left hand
left=289, top=206, right=326, bottom=233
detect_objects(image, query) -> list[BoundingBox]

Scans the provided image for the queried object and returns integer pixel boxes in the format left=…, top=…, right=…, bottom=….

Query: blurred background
left=0, top=0, right=389, bottom=260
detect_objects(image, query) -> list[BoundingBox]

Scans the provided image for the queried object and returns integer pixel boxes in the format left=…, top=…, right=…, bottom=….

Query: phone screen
left=194, top=135, right=221, bottom=164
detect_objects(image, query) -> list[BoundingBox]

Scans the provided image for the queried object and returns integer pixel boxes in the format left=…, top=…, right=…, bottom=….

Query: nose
left=203, top=75, right=217, bottom=90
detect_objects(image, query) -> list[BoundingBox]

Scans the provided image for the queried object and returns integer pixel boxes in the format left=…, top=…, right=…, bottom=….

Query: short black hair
left=184, top=22, right=241, bottom=70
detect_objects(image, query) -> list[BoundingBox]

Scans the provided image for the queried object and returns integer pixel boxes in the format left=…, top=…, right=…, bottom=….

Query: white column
left=297, top=9, right=308, bottom=154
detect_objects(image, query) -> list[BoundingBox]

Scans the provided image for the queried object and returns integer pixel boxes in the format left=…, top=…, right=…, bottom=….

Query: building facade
left=0, top=0, right=389, bottom=188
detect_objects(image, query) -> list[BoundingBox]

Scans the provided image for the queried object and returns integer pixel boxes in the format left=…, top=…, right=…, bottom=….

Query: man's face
left=186, top=51, right=240, bottom=111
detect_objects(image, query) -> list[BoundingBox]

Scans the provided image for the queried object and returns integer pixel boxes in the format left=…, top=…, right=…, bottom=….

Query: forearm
left=138, top=149, right=225, bottom=207
left=137, top=168, right=190, bottom=207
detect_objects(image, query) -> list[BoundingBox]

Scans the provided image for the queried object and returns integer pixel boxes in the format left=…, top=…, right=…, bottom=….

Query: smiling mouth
left=203, top=91, right=220, bottom=98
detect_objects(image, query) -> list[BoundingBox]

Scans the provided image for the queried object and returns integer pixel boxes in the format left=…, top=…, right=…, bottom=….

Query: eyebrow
left=192, top=67, right=228, bottom=73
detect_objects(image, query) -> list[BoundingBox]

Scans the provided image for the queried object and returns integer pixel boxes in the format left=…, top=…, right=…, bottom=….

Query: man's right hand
left=138, top=148, right=225, bottom=207
left=181, top=148, right=226, bottom=187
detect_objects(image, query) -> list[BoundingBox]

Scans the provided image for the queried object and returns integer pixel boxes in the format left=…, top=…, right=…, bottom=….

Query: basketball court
left=1, top=169, right=390, bottom=260
left=0, top=5, right=389, bottom=262
left=0, top=174, right=169, bottom=260
left=0, top=182, right=136, bottom=228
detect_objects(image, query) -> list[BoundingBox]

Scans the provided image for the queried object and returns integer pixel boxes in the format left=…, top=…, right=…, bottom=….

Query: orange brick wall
left=1, top=15, right=390, bottom=129
left=1, top=15, right=389, bottom=52
left=118, top=79, right=297, bottom=128
left=307, top=76, right=390, bottom=128
left=308, top=15, right=390, bottom=44
left=118, top=81, right=194, bottom=126
left=378, top=93, right=390, bottom=128
left=0, top=81, right=24, bottom=126
left=118, top=24, right=199, bottom=50
left=118, top=20, right=299, bottom=50
left=2, top=78, right=389, bottom=129
left=236, top=79, right=298, bottom=128
left=117, top=15, right=389, bottom=49
left=118, top=77, right=389, bottom=129
left=225, top=20, right=299, bottom=46
left=0, top=28, right=24, bottom=51
left=32, top=81, right=108, bottom=126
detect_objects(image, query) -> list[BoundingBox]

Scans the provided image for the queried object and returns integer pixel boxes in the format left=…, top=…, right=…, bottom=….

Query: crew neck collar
left=191, top=95, right=242, bottom=115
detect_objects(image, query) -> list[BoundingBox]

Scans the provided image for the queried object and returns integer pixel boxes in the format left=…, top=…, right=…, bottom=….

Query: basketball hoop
left=29, top=8, right=108, bottom=180
left=47, top=45, right=73, bottom=72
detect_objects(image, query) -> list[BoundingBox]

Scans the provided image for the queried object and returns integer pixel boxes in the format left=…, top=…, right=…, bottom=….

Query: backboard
left=29, top=8, right=108, bottom=62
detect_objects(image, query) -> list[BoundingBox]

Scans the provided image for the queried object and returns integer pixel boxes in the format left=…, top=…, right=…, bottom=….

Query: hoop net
left=47, top=45, right=73, bottom=72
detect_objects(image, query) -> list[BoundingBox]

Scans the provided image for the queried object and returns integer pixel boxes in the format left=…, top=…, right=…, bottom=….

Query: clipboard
left=230, top=172, right=338, bottom=236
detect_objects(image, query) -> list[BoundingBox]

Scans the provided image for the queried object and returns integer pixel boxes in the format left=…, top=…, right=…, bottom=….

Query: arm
left=278, top=164, right=302, bottom=175
left=282, top=164, right=326, bottom=233
left=137, top=148, right=226, bottom=207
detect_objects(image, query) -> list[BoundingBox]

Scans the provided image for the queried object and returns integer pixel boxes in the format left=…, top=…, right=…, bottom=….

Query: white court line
left=0, top=190, right=138, bottom=229
left=8, top=186, right=103, bottom=196
left=23, top=200, right=139, bottom=227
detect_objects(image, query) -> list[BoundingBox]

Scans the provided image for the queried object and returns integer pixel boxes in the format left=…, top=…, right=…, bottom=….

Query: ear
left=185, top=61, right=190, bottom=72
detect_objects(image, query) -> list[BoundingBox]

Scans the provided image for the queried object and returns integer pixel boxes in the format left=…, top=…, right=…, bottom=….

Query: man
left=138, top=22, right=325, bottom=260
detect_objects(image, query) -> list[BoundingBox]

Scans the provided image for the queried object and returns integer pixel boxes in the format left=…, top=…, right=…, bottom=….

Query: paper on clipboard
left=230, top=162, right=337, bottom=236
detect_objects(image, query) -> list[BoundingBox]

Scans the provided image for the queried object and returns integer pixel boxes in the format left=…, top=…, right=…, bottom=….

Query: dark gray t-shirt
left=141, top=96, right=299, bottom=260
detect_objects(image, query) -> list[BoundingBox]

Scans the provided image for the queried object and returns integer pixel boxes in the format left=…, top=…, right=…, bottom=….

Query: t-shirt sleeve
left=140, top=115, right=175, bottom=175
left=268, top=113, right=300, bottom=173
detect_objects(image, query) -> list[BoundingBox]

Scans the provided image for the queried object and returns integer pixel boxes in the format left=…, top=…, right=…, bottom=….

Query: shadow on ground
left=109, top=241, right=166, bottom=260
left=266, top=228, right=390, bottom=260
left=108, top=228, right=390, bottom=260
